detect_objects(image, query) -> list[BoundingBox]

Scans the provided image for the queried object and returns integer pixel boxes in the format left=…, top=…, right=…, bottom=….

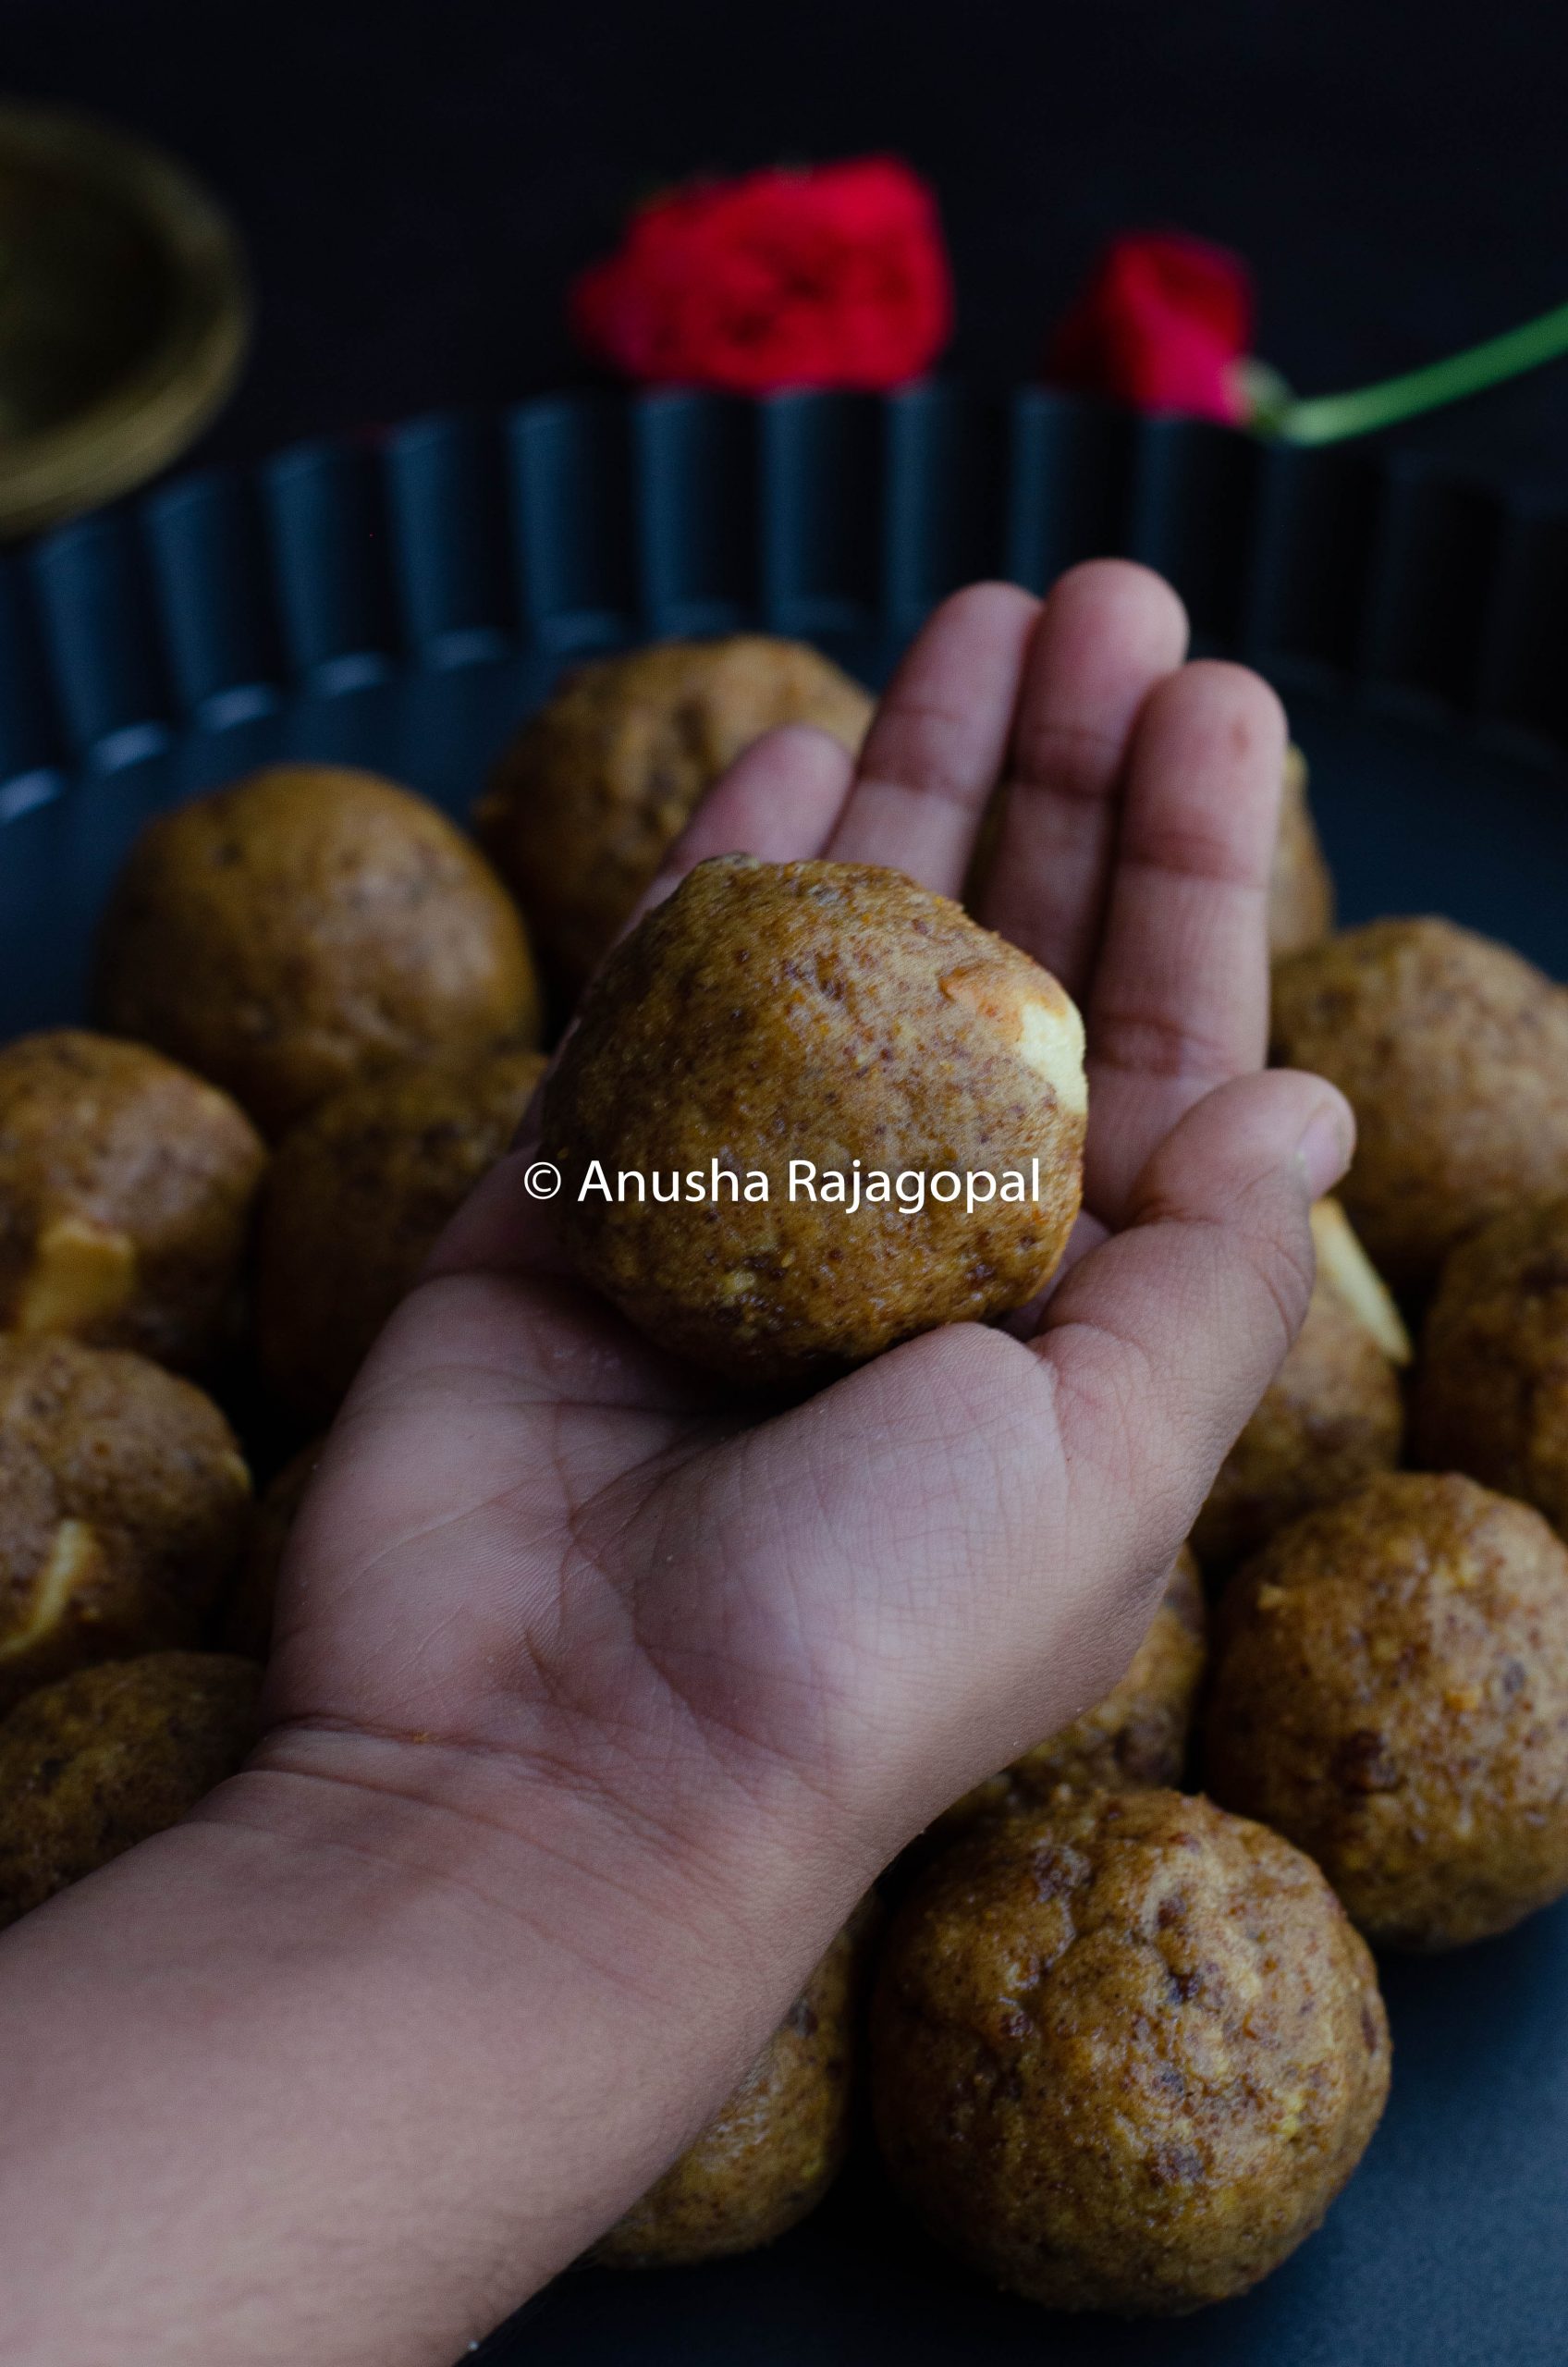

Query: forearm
left=0, top=1730, right=856, bottom=2367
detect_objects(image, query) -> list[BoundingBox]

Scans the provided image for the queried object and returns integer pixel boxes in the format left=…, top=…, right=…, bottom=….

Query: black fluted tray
left=0, top=388, right=1565, bottom=2363
left=4, top=386, right=1568, bottom=1035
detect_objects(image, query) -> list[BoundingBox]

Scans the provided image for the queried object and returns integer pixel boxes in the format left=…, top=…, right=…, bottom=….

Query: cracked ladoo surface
left=540, top=857, right=1086, bottom=1386
left=872, top=1788, right=1389, bottom=2314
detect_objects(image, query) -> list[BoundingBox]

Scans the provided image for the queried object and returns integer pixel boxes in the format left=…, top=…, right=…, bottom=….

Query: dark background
left=1, top=0, right=1565, bottom=495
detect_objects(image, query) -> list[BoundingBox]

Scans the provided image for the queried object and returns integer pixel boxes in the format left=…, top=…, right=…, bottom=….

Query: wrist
left=212, top=1721, right=867, bottom=2312
left=236, top=1700, right=867, bottom=1993
left=223, top=1713, right=823, bottom=2024
left=0, top=1719, right=861, bottom=2367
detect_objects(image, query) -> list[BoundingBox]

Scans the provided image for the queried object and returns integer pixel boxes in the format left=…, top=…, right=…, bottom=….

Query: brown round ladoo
left=1206, top=1471, right=1568, bottom=1949
left=872, top=1788, right=1389, bottom=2314
left=94, top=764, right=540, bottom=1135
left=540, top=855, right=1086, bottom=1385
left=0, top=1028, right=264, bottom=1370
left=0, top=1336, right=250, bottom=1711
left=476, top=634, right=873, bottom=998
left=1270, top=916, right=1568, bottom=1295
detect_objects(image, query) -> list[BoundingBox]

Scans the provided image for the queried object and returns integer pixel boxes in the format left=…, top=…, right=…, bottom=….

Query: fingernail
left=1294, top=1091, right=1355, bottom=1199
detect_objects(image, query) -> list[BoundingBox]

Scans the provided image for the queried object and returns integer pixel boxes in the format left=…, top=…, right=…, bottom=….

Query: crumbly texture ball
left=541, top=858, right=1086, bottom=1385
left=1412, top=1196, right=1568, bottom=1538
left=93, top=765, right=540, bottom=1136
left=225, top=1441, right=321, bottom=1661
left=0, top=1030, right=265, bottom=1370
left=931, top=1550, right=1206, bottom=1841
left=476, top=636, right=874, bottom=997
left=872, top=1790, right=1388, bottom=2315
left=1206, top=1473, right=1568, bottom=1949
left=1270, top=917, right=1568, bottom=1295
left=0, top=1338, right=250, bottom=1711
left=595, top=1909, right=871, bottom=2267
left=1268, top=744, right=1334, bottom=960
left=255, top=1048, right=546, bottom=1417
left=1194, top=1201, right=1409, bottom=1576
left=0, top=1651, right=262, bottom=1928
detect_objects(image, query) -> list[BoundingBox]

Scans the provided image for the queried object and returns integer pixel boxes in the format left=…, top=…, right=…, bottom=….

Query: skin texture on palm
left=0, top=565, right=1353, bottom=2367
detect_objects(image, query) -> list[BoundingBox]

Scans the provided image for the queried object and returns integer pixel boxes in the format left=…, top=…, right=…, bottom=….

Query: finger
left=1035, top=1069, right=1354, bottom=1559
left=631, top=722, right=856, bottom=927
left=1083, top=660, right=1288, bottom=1222
left=977, top=560, right=1188, bottom=996
left=826, top=582, right=1041, bottom=893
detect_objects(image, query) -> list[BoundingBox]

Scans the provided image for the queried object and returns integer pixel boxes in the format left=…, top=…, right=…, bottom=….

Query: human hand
left=262, top=558, right=1351, bottom=1993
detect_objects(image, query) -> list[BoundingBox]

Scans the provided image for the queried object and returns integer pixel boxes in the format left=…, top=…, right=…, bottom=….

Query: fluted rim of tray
left=0, top=384, right=1563, bottom=819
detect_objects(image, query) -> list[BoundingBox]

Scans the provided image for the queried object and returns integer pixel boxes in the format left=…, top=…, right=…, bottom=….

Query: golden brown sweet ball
left=540, top=857, right=1086, bottom=1385
left=93, top=765, right=541, bottom=1137
left=0, top=1029, right=265, bottom=1371
left=1268, top=743, right=1334, bottom=959
left=595, top=1909, right=872, bottom=2268
left=1206, top=1472, right=1568, bottom=1950
left=0, top=1651, right=262, bottom=1928
left=872, top=1789, right=1388, bottom=2315
left=930, top=1549, right=1206, bottom=1842
left=1412, top=1197, right=1568, bottom=1538
left=0, top=1337, right=250, bottom=1712
left=1270, top=917, right=1568, bottom=1297
left=476, top=636, right=874, bottom=999
left=254, top=1048, right=546, bottom=1419
left=1193, top=1200, right=1409, bottom=1576
left=225, top=1441, right=321, bottom=1661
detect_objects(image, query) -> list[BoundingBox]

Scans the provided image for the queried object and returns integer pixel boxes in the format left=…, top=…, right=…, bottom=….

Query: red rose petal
left=570, top=157, right=953, bottom=394
left=1046, top=230, right=1254, bottom=424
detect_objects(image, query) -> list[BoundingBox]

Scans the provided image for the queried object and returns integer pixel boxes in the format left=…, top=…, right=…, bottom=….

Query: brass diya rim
left=0, top=101, right=251, bottom=539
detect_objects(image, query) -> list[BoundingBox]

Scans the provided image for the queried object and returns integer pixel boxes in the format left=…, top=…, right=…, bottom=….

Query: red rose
left=570, top=157, right=952, bottom=394
left=1045, top=231, right=1253, bottom=424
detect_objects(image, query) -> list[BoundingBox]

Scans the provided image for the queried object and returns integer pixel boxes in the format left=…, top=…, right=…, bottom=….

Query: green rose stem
left=1268, top=297, right=1568, bottom=445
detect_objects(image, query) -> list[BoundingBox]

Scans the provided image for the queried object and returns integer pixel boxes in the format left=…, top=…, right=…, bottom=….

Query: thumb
left=1035, top=1068, right=1354, bottom=1564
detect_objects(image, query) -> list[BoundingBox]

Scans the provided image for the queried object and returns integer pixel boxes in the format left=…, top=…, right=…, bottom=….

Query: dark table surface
left=0, top=0, right=1566, bottom=493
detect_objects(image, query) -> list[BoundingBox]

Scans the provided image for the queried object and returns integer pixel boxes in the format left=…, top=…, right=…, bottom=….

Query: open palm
left=262, top=560, right=1349, bottom=1949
